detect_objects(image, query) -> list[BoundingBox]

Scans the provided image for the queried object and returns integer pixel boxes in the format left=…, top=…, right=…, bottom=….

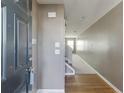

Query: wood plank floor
left=65, top=74, right=117, bottom=93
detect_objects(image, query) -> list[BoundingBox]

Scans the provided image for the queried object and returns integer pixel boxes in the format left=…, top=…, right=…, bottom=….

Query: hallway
left=1, top=0, right=123, bottom=93
left=65, top=54, right=118, bottom=93
left=65, top=74, right=117, bottom=93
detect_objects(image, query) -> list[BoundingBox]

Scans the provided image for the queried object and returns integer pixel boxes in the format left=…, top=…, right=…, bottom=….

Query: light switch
left=55, top=42, right=60, bottom=48
left=55, top=49, right=60, bottom=55
left=32, top=39, right=37, bottom=45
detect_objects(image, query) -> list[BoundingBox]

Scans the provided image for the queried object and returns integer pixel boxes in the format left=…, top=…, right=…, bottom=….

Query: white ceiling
left=37, top=0, right=64, bottom=4
left=64, top=0, right=122, bottom=37
left=37, top=0, right=122, bottom=37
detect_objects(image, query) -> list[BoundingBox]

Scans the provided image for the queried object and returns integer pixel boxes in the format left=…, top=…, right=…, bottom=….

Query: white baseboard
left=65, top=73, right=75, bottom=75
left=77, top=55, right=122, bottom=93
left=37, top=89, right=64, bottom=93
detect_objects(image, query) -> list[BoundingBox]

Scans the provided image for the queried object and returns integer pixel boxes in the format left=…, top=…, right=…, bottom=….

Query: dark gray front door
left=1, top=0, right=32, bottom=93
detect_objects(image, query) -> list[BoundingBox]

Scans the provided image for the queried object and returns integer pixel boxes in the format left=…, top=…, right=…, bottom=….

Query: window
left=76, top=40, right=84, bottom=51
left=67, top=40, right=74, bottom=50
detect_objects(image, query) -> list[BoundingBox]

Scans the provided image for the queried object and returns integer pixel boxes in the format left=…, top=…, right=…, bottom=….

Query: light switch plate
left=32, top=39, right=37, bottom=45
left=55, top=42, right=60, bottom=48
left=55, top=49, right=60, bottom=55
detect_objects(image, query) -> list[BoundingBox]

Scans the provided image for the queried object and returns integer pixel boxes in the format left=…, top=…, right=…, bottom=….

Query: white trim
left=2, top=6, right=7, bottom=80
left=37, top=89, right=64, bottom=93
left=76, top=55, right=122, bottom=93
left=65, top=36, right=78, bottom=39
left=65, top=73, right=75, bottom=75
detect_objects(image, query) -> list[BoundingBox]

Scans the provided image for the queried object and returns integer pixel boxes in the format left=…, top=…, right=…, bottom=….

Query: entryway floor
left=65, top=74, right=117, bottom=93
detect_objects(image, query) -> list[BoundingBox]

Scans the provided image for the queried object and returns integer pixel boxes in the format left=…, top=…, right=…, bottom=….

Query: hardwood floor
left=65, top=74, right=117, bottom=93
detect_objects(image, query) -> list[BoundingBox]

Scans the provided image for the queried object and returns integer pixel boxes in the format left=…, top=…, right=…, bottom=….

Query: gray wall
left=37, top=5, right=65, bottom=89
left=77, top=2, right=123, bottom=91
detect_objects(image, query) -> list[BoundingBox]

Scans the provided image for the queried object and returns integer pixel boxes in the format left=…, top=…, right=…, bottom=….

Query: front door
left=1, top=0, right=32, bottom=93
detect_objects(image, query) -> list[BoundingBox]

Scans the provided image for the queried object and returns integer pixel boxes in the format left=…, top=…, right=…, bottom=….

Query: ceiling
left=37, top=0, right=64, bottom=4
left=37, top=0, right=122, bottom=37
left=64, top=0, right=122, bottom=37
